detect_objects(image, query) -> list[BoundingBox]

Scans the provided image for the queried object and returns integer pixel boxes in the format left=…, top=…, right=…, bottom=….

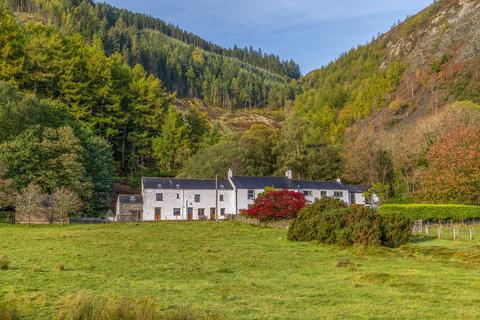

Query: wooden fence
left=413, top=219, right=480, bottom=241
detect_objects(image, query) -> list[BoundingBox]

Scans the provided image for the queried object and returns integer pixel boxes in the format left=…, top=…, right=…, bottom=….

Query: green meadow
left=1, top=222, right=480, bottom=319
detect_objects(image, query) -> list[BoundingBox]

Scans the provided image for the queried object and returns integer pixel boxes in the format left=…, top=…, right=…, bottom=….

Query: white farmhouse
left=124, top=169, right=372, bottom=222
left=142, top=177, right=234, bottom=221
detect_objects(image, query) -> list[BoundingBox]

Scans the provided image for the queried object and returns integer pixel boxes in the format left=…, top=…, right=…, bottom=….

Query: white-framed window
left=219, top=194, right=224, bottom=201
left=156, top=193, right=163, bottom=201
left=303, top=190, right=313, bottom=197
left=248, top=189, right=255, bottom=200
left=176, top=193, right=180, bottom=199
left=173, top=208, right=181, bottom=216
left=220, top=208, right=225, bottom=216
left=194, top=194, right=201, bottom=202
left=334, top=191, right=344, bottom=198
left=320, top=191, right=327, bottom=198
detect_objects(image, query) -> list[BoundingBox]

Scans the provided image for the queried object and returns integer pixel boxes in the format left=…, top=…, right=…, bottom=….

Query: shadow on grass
left=409, top=236, right=436, bottom=244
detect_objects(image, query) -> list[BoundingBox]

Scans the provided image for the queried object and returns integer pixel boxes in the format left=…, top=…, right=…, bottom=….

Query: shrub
left=289, top=202, right=412, bottom=247
left=0, top=256, right=8, bottom=270
left=288, top=197, right=347, bottom=241
left=380, top=213, right=412, bottom=248
left=246, top=189, right=306, bottom=221
left=337, top=207, right=382, bottom=246
left=0, top=301, right=21, bottom=320
left=379, top=204, right=480, bottom=221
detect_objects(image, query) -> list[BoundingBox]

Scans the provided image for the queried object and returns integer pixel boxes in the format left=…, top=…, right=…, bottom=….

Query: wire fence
left=413, top=219, right=480, bottom=241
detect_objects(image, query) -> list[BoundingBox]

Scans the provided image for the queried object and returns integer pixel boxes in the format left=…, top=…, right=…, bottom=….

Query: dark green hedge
left=288, top=198, right=412, bottom=248
left=379, top=204, right=480, bottom=221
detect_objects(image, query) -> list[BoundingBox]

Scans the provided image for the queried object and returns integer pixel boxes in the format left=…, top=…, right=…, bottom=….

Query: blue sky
left=100, top=0, right=433, bottom=74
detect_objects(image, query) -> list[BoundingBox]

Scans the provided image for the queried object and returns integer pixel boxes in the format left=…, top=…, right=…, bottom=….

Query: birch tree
left=15, top=183, right=45, bottom=226
left=52, top=187, right=82, bottom=225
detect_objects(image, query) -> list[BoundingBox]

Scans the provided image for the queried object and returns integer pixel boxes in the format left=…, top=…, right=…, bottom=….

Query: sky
left=100, top=0, right=433, bottom=74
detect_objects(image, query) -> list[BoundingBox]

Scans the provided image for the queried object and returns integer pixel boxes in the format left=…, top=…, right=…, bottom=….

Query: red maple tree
left=246, top=189, right=307, bottom=221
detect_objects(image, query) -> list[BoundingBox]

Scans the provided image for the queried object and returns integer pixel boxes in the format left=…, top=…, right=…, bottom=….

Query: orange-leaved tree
left=416, top=127, right=480, bottom=204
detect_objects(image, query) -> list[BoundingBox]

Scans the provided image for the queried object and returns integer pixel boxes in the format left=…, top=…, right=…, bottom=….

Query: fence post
left=425, top=224, right=429, bottom=236
left=470, top=228, right=473, bottom=241
left=453, top=227, right=457, bottom=241
left=437, top=225, right=441, bottom=239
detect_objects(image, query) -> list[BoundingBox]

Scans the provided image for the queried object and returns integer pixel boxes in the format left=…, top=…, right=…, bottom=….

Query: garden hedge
left=379, top=204, right=480, bottom=221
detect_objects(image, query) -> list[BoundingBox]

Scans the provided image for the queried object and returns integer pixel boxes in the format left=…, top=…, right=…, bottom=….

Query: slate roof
left=118, top=194, right=143, bottom=204
left=293, top=180, right=347, bottom=190
left=229, top=176, right=294, bottom=189
left=345, top=184, right=369, bottom=193
left=142, top=177, right=233, bottom=190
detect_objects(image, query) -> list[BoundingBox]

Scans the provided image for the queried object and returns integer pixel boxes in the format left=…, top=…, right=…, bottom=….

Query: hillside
left=296, top=0, right=480, bottom=133
left=8, top=0, right=299, bottom=109
left=276, top=0, right=480, bottom=202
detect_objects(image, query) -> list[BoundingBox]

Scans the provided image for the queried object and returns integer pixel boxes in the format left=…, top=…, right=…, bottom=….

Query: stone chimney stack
left=285, top=170, right=293, bottom=180
left=228, top=168, right=233, bottom=178
left=336, top=178, right=342, bottom=183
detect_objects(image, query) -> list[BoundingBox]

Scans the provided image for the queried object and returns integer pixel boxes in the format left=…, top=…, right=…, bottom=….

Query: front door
left=154, top=207, right=161, bottom=221
left=210, top=208, right=216, bottom=221
left=187, top=207, right=193, bottom=221
left=350, top=193, right=356, bottom=205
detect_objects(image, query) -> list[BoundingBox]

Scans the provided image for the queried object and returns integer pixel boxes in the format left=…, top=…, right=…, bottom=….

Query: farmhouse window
left=248, top=189, right=255, bottom=200
left=176, top=193, right=180, bottom=199
left=156, top=193, right=163, bottom=201
left=195, top=194, right=201, bottom=202
left=198, top=208, right=205, bottom=216
left=303, top=190, right=313, bottom=197
left=334, top=191, right=344, bottom=198
left=219, top=194, right=224, bottom=201
left=320, top=191, right=327, bottom=198
left=173, top=208, right=181, bottom=216
left=220, top=208, right=225, bottom=216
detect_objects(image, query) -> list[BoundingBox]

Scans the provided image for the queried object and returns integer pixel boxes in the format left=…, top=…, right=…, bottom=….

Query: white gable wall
left=236, top=188, right=265, bottom=212
left=143, top=188, right=235, bottom=221
left=300, top=189, right=350, bottom=204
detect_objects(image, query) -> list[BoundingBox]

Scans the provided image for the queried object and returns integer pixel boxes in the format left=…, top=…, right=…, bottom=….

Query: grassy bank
left=1, top=222, right=480, bottom=319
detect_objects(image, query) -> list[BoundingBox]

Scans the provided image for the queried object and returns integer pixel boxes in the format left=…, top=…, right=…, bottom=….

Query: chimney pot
left=285, top=170, right=293, bottom=180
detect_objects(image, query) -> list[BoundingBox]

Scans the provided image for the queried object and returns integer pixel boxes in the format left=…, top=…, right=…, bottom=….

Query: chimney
left=336, top=178, right=342, bottom=183
left=285, top=170, right=293, bottom=180
left=228, top=168, right=233, bottom=178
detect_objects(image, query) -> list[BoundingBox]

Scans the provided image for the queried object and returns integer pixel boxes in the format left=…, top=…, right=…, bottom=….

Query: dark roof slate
left=142, top=178, right=233, bottom=190
left=293, top=180, right=346, bottom=190
left=118, top=194, right=143, bottom=204
left=229, top=176, right=294, bottom=189
left=345, top=184, right=369, bottom=193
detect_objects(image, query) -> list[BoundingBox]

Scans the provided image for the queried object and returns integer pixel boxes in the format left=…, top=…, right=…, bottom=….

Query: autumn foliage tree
left=416, top=127, right=480, bottom=204
left=245, top=189, right=306, bottom=221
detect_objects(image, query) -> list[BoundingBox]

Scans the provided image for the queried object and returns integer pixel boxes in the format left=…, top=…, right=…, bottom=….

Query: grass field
left=1, top=222, right=480, bottom=319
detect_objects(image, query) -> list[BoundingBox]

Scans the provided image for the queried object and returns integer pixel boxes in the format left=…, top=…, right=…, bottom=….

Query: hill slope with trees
left=279, top=0, right=480, bottom=203
left=7, top=0, right=299, bottom=109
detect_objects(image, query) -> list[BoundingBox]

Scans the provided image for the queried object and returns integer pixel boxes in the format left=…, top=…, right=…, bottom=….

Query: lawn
left=1, top=222, right=480, bottom=319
